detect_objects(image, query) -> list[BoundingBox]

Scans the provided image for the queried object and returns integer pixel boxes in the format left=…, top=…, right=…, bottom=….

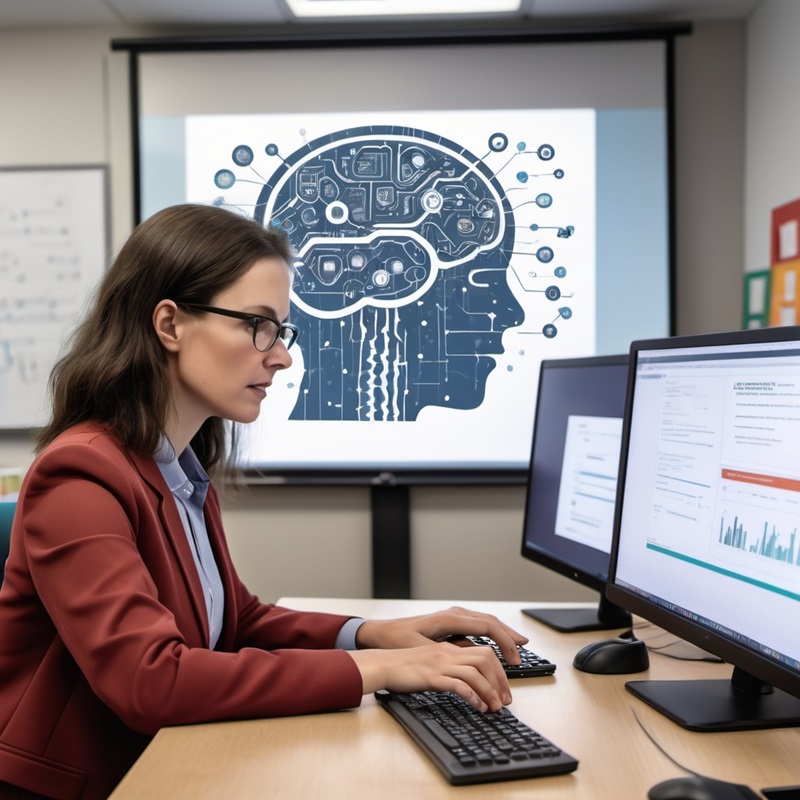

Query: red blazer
left=0, top=424, right=363, bottom=800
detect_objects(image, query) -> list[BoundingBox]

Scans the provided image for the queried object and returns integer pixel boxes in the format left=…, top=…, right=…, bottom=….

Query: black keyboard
left=375, top=690, right=578, bottom=785
left=467, top=635, right=556, bottom=678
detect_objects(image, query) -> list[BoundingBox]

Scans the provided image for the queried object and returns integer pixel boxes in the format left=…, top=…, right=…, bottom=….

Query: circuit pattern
left=214, top=124, right=572, bottom=421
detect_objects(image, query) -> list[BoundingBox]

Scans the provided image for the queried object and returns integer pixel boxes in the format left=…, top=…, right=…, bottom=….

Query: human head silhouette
left=241, top=124, right=526, bottom=421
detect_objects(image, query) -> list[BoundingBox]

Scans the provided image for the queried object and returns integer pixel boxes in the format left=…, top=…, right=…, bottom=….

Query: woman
left=0, top=204, right=527, bottom=800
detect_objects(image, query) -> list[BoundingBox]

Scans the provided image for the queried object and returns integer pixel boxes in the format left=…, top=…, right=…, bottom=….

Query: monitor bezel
left=606, top=324, right=800, bottom=702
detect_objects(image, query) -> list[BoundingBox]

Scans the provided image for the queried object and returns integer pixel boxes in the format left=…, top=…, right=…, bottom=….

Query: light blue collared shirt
left=154, top=437, right=225, bottom=649
left=154, top=436, right=364, bottom=651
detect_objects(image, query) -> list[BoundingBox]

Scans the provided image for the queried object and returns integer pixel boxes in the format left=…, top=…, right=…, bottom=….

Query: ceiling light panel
left=285, top=0, right=522, bottom=19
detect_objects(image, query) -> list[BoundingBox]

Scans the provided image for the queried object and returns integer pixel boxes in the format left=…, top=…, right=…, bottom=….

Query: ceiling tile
left=108, top=0, right=288, bottom=25
left=0, top=0, right=761, bottom=30
left=0, top=0, right=119, bottom=28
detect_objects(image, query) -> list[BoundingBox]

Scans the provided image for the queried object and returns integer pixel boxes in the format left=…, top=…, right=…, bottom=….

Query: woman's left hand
left=355, top=606, right=529, bottom=666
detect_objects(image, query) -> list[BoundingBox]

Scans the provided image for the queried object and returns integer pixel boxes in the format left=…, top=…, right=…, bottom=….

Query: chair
left=0, top=502, right=15, bottom=586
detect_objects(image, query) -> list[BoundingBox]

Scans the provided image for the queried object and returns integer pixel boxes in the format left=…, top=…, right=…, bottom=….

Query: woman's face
left=170, top=257, right=293, bottom=430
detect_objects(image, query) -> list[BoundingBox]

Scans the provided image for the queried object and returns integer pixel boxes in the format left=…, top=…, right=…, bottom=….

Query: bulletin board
left=0, top=166, right=108, bottom=429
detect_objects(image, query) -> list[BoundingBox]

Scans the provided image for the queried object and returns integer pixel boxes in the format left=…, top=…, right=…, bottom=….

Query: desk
left=109, top=599, right=800, bottom=799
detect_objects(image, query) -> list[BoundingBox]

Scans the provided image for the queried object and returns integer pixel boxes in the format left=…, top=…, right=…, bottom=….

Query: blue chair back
left=0, top=502, right=15, bottom=585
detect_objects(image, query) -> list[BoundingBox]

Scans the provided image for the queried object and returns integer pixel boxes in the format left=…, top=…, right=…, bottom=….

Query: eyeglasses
left=176, top=303, right=299, bottom=352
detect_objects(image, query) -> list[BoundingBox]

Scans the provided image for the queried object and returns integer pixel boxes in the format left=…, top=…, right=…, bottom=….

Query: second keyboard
left=467, top=635, right=556, bottom=678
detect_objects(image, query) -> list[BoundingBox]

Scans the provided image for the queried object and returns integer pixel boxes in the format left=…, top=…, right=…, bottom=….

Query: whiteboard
left=0, top=166, right=108, bottom=429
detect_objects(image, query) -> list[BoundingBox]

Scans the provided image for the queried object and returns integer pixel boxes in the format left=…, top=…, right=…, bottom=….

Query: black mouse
left=572, top=635, right=649, bottom=674
left=648, top=776, right=761, bottom=800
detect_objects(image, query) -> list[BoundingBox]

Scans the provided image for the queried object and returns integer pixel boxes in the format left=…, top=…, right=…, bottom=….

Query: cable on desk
left=631, top=621, right=723, bottom=662
left=633, top=708, right=780, bottom=799
left=629, top=707, right=700, bottom=777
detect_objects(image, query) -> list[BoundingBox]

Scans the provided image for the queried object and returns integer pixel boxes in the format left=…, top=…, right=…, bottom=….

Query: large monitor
left=520, top=354, right=631, bottom=632
left=607, top=326, right=800, bottom=731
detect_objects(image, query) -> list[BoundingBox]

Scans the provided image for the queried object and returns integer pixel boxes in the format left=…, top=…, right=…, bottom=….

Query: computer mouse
left=572, top=635, right=649, bottom=674
left=648, top=776, right=761, bottom=800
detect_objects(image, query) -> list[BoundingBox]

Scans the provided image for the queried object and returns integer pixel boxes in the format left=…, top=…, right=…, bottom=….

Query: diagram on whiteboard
left=0, top=168, right=107, bottom=428
left=186, top=110, right=595, bottom=449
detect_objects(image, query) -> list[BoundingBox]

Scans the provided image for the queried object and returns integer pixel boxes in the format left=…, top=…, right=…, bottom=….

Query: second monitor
left=521, top=354, right=632, bottom=632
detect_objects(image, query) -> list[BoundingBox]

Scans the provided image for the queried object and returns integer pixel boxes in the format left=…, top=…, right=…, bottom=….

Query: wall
left=0, top=27, right=134, bottom=261
left=0, top=19, right=745, bottom=604
left=674, top=20, right=746, bottom=334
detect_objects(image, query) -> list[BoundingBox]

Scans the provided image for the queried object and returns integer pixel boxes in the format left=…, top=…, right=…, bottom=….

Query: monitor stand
left=626, top=666, right=800, bottom=732
left=522, top=594, right=631, bottom=633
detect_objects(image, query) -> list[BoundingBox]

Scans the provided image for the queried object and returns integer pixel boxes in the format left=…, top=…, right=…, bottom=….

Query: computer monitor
left=607, top=326, right=800, bottom=731
left=520, top=355, right=632, bottom=632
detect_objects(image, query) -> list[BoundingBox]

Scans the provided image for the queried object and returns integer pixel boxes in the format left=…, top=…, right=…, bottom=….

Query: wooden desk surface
left=109, top=598, right=800, bottom=799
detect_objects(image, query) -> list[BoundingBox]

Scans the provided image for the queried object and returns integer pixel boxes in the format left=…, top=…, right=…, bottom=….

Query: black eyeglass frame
left=175, top=302, right=299, bottom=352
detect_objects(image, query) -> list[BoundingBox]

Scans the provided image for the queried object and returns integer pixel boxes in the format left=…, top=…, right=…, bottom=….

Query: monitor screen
left=520, top=354, right=631, bottom=632
left=607, top=327, right=800, bottom=731
left=114, top=29, right=676, bottom=480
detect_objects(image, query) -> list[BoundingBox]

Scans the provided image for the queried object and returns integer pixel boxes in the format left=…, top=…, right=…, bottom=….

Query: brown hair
left=37, top=204, right=293, bottom=473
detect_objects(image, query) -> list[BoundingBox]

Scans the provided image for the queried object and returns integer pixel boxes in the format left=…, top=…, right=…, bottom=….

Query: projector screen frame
left=111, top=22, right=685, bottom=487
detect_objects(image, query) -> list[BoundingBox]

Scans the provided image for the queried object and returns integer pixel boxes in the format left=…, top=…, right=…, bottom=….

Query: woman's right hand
left=348, top=641, right=512, bottom=713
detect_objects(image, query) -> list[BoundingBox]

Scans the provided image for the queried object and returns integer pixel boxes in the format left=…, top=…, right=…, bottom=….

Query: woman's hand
left=354, top=606, right=529, bottom=667
left=349, top=640, right=512, bottom=713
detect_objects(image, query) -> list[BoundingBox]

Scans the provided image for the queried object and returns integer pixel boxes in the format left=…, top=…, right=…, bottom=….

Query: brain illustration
left=213, top=124, right=566, bottom=422
left=251, top=126, right=511, bottom=321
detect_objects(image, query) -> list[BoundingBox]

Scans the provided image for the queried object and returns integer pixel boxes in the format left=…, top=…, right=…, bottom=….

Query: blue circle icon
left=536, top=246, right=554, bottom=263
left=214, top=169, right=235, bottom=189
left=232, top=145, right=254, bottom=167
left=538, top=144, right=555, bottom=161
left=489, top=133, right=508, bottom=152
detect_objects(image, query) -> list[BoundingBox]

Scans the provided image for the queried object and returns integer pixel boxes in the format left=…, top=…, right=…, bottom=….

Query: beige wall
left=674, top=20, right=746, bottom=335
left=0, top=19, right=746, bottom=604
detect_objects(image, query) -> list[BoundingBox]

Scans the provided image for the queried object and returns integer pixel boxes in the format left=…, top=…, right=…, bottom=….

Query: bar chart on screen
left=717, top=468, right=800, bottom=561
left=719, top=513, right=799, bottom=567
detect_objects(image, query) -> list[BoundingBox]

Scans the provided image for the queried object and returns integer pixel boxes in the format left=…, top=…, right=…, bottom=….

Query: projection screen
left=115, top=27, right=683, bottom=480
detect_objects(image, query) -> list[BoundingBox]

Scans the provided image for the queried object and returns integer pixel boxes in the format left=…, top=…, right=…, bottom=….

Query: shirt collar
left=154, top=434, right=210, bottom=501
